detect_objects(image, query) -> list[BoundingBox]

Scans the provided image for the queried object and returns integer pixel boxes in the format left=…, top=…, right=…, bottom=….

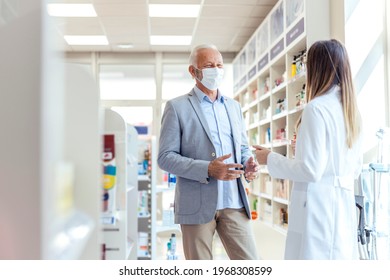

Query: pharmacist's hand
left=208, top=154, right=244, bottom=181
left=252, top=145, right=271, bottom=165
left=244, top=157, right=259, bottom=181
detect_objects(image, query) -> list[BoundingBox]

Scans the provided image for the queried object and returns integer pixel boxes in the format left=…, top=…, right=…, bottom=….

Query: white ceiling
left=49, top=0, right=278, bottom=53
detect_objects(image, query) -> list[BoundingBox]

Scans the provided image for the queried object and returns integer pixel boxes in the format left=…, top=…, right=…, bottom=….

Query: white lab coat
left=267, top=85, right=362, bottom=259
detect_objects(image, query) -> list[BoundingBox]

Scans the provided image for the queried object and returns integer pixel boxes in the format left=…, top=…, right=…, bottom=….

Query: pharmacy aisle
left=155, top=231, right=230, bottom=261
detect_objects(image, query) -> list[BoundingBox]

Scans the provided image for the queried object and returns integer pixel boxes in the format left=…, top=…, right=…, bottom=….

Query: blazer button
left=211, top=152, right=216, bottom=157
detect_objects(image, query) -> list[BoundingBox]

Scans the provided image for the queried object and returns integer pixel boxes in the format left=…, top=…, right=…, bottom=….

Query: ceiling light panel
left=149, top=4, right=200, bottom=18
left=64, top=35, right=108, bottom=45
left=47, top=4, right=97, bottom=17
left=150, top=35, right=192, bottom=45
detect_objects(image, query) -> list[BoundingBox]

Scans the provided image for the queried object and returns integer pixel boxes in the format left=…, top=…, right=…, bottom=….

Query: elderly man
left=158, top=44, right=259, bottom=260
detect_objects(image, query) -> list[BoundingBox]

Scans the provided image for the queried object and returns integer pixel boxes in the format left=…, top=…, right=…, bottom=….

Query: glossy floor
left=156, top=231, right=229, bottom=260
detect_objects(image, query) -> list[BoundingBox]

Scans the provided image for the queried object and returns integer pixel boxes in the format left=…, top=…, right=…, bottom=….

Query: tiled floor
left=155, top=221, right=285, bottom=260
left=156, top=231, right=229, bottom=260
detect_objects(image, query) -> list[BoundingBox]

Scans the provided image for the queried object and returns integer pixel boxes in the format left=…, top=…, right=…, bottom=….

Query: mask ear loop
left=322, top=43, right=341, bottom=85
left=191, top=65, right=202, bottom=82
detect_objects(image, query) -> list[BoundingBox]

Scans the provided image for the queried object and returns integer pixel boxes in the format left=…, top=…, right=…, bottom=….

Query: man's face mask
left=194, top=67, right=224, bottom=90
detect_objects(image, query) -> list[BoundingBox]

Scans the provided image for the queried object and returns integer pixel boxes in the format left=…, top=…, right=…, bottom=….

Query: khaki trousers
left=180, top=208, right=259, bottom=260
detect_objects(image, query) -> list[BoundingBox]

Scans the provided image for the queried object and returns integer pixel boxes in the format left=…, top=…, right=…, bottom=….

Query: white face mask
left=195, top=67, right=224, bottom=90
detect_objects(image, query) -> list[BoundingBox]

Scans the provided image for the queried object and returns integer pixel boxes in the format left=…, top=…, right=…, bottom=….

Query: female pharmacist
left=253, top=39, right=362, bottom=259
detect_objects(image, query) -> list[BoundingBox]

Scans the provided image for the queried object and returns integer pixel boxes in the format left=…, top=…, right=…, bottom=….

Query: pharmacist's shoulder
left=310, top=86, right=341, bottom=107
left=306, top=89, right=340, bottom=115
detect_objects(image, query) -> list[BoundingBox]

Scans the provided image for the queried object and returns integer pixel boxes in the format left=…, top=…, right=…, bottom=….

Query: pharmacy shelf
left=232, top=0, right=330, bottom=239
left=101, top=110, right=138, bottom=260
left=156, top=222, right=181, bottom=234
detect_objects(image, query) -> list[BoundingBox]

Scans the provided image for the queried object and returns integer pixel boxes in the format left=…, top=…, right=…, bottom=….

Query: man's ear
left=188, top=65, right=196, bottom=78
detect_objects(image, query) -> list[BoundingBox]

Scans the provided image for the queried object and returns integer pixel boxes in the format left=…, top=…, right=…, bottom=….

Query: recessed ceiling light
left=116, top=43, right=134, bottom=49
left=150, top=36, right=192, bottom=46
left=149, top=4, right=200, bottom=18
left=47, top=4, right=97, bottom=17
left=64, top=35, right=108, bottom=46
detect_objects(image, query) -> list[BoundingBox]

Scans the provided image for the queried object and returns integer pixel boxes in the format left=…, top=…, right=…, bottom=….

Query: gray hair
left=189, top=44, right=219, bottom=66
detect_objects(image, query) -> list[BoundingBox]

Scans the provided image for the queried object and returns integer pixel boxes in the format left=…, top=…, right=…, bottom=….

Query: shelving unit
left=135, top=136, right=171, bottom=260
left=154, top=180, right=181, bottom=260
left=0, top=1, right=101, bottom=258
left=126, top=124, right=139, bottom=260
left=136, top=136, right=158, bottom=259
left=137, top=175, right=152, bottom=259
left=61, top=64, right=102, bottom=259
left=232, top=0, right=330, bottom=242
left=155, top=185, right=179, bottom=233
left=101, top=109, right=138, bottom=260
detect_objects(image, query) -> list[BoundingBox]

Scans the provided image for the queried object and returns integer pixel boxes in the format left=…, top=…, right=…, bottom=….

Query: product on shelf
left=274, top=77, right=284, bottom=88
left=170, top=233, right=177, bottom=255
left=275, top=128, right=286, bottom=140
left=279, top=208, right=288, bottom=226
left=275, top=179, right=287, bottom=199
left=295, top=49, right=307, bottom=75
left=137, top=190, right=150, bottom=217
left=138, top=147, right=151, bottom=175
left=295, top=84, right=306, bottom=107
left=137, top=232, right=150, bottom=257
left=251, top=199, right=258, bottom=220
left=101, top=134, right=117, bottom=225
left=264, top=77, right=270, bottom=93
left=291, top=56, right=297, bottom=77
left=250, top=88, right=258, bottom=101
left=166, top=241, right=173, bottom=260
left=275, top=98, right=286, bottom=114
left=168, top=173, right=177, bottom=188
left=145, top=148, right=151, bottom=175
left=101, top=244, right=106, bottom=260
left=162, top=171, right=168, bottom=182
left=166, top=233, right=178, bottom=260
left=266, top=127, right=271, bottom=144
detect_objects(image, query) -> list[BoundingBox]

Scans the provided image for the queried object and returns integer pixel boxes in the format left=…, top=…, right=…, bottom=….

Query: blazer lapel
left=223, top=97, right=239, bottom=142
left=223, top=97, right=240, bottom=162
left=188, top=89, right=214, bottom=144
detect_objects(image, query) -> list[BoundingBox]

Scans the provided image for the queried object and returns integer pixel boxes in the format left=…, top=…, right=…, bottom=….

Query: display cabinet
left=101, top=109, right=138, bottom=260
left=137, top=136, right=158, bottom=259
left=232, top=0, right=330, bottom=235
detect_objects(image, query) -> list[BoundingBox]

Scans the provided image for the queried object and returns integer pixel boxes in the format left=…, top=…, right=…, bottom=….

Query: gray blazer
left=157, top=89, right=253, bottom=224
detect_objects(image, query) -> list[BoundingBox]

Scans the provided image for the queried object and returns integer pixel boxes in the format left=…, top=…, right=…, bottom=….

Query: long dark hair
left=300, top=39, right=361, bottom=148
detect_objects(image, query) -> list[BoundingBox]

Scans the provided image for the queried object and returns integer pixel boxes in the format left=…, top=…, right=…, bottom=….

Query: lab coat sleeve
left=267, top=104, right=329, bottom=182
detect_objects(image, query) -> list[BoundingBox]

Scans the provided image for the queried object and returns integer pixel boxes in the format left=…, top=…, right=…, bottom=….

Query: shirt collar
left=193, top=85, right=225, bottom=104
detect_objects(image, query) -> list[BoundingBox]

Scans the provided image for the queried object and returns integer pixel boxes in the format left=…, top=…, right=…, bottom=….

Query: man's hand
left=244, top=156, right=259, bottom=181
left=208, top=154, right=244, bottom=181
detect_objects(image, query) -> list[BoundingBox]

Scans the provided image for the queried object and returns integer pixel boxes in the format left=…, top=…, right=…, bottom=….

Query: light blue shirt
left=193, top=86, right=244, bottom=210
